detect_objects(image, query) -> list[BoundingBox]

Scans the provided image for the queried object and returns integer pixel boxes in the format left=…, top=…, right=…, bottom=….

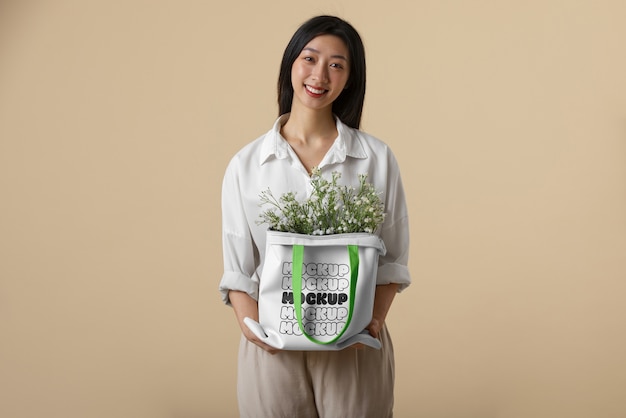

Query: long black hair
left=277, top=15, right=366, bottom=129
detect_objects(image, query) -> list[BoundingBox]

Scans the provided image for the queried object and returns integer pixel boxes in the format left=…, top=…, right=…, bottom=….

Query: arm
left=229, top=290, right=278, bottom=354
left=366, top=283, right=400, bottom=338
left=220, top=159, right=277, bottom=353
left=365, top=149, right=410, bottom=339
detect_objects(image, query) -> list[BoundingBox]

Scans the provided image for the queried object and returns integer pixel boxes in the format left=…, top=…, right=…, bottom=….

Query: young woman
left=219, top=15, right=411, bottom=417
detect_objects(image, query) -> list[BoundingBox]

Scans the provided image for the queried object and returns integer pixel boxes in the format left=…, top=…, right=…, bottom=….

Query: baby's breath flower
left=257, top=169, right=385, bottom=235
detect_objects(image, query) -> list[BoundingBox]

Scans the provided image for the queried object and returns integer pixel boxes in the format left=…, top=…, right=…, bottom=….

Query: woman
left=219, top=15, right=411, bottom=417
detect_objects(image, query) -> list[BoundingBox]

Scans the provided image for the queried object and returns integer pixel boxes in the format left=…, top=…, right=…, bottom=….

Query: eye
left=303, top=56, right=314, bottom=63
left=330, top=63, right=344, bottom=69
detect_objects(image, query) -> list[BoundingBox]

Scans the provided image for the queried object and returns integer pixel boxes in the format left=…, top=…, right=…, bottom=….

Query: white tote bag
left=244, top=230, right=386, bottom=350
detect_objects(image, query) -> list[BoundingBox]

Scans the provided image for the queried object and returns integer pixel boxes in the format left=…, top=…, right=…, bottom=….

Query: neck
left=282, top=104, right=336, bottom=144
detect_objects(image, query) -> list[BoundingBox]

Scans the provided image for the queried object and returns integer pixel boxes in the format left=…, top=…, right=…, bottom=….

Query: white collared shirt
left=219, top=114, right=411, bottom=304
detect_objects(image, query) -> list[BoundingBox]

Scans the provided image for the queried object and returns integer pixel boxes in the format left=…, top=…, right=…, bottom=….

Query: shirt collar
left=259, top=114, right=368, bottom=166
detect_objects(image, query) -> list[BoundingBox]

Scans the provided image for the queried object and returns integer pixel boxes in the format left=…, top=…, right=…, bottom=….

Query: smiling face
left=290, top=34, right=351, bottom=114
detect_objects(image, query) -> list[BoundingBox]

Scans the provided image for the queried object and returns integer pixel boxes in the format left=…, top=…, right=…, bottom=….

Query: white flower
left=257, top=170, right=384, bottom=235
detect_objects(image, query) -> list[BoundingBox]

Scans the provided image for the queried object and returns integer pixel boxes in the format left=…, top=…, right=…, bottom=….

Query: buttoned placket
left=284, top=144, right=316, bottom=196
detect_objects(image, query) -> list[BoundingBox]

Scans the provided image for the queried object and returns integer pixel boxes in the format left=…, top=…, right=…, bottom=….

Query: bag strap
left=292, top=244, right=359, bottom=345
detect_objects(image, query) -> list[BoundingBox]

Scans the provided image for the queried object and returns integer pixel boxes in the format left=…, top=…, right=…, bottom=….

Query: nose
left=311, top=62, right=329, bottom=83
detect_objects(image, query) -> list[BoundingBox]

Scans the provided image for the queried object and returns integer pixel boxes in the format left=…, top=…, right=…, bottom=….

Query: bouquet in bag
left=257, top=168, right=385, bottom=236
left=244, top=168, right=388, bottom=350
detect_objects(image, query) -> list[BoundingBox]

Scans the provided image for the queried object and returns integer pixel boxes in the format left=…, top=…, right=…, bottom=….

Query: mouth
left=305, top=85, right=328, bottom=97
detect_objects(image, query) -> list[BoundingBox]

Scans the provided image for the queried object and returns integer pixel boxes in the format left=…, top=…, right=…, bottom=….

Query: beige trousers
left=236, top=325, right=395, bottom=418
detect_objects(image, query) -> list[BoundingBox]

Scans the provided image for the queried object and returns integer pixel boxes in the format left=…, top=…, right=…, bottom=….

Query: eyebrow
left=302, top=47, right=348, bottom=61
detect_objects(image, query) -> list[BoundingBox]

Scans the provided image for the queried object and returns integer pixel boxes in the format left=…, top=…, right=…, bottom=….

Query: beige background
left=1, top=1, right=625, bottom=417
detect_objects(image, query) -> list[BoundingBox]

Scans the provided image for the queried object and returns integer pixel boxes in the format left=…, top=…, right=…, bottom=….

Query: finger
left=248, top=336, right=279, bottom=354
left=367, top=321, right=380, bottom=338
left=256, top=343, right=279, bottom=354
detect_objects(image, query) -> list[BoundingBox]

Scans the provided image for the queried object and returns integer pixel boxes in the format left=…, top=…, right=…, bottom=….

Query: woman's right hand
left=228, top=290, right=279, bottom=354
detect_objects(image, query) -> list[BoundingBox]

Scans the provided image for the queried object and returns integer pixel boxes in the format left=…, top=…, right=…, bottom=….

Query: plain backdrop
left=1, top=1, right=625, bottom=417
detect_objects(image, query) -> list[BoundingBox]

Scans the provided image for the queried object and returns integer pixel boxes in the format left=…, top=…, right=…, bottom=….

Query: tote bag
left=244, top=230, right=386, bottom=350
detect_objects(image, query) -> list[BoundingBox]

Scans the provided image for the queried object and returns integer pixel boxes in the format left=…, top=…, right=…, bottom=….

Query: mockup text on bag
left=278, top=261, right=351, bottom=337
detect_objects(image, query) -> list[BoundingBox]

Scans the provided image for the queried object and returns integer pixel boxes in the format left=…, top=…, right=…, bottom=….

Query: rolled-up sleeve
left=219, top=158, right=259, bottom=305
left=377, top=216, right=411, bottom=290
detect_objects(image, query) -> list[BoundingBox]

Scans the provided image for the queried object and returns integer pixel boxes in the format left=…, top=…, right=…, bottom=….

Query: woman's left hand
left=349, top=283, right=399, bottom=349
left=366, top=317, right=384, bottom=339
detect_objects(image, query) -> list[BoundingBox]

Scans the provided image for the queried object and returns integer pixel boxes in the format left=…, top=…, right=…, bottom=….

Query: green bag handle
left=292, top=244, right=359, bottom=345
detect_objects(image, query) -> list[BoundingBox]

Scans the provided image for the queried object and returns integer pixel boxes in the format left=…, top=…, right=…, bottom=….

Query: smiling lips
left=305, top=85, right=328, bottom=97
